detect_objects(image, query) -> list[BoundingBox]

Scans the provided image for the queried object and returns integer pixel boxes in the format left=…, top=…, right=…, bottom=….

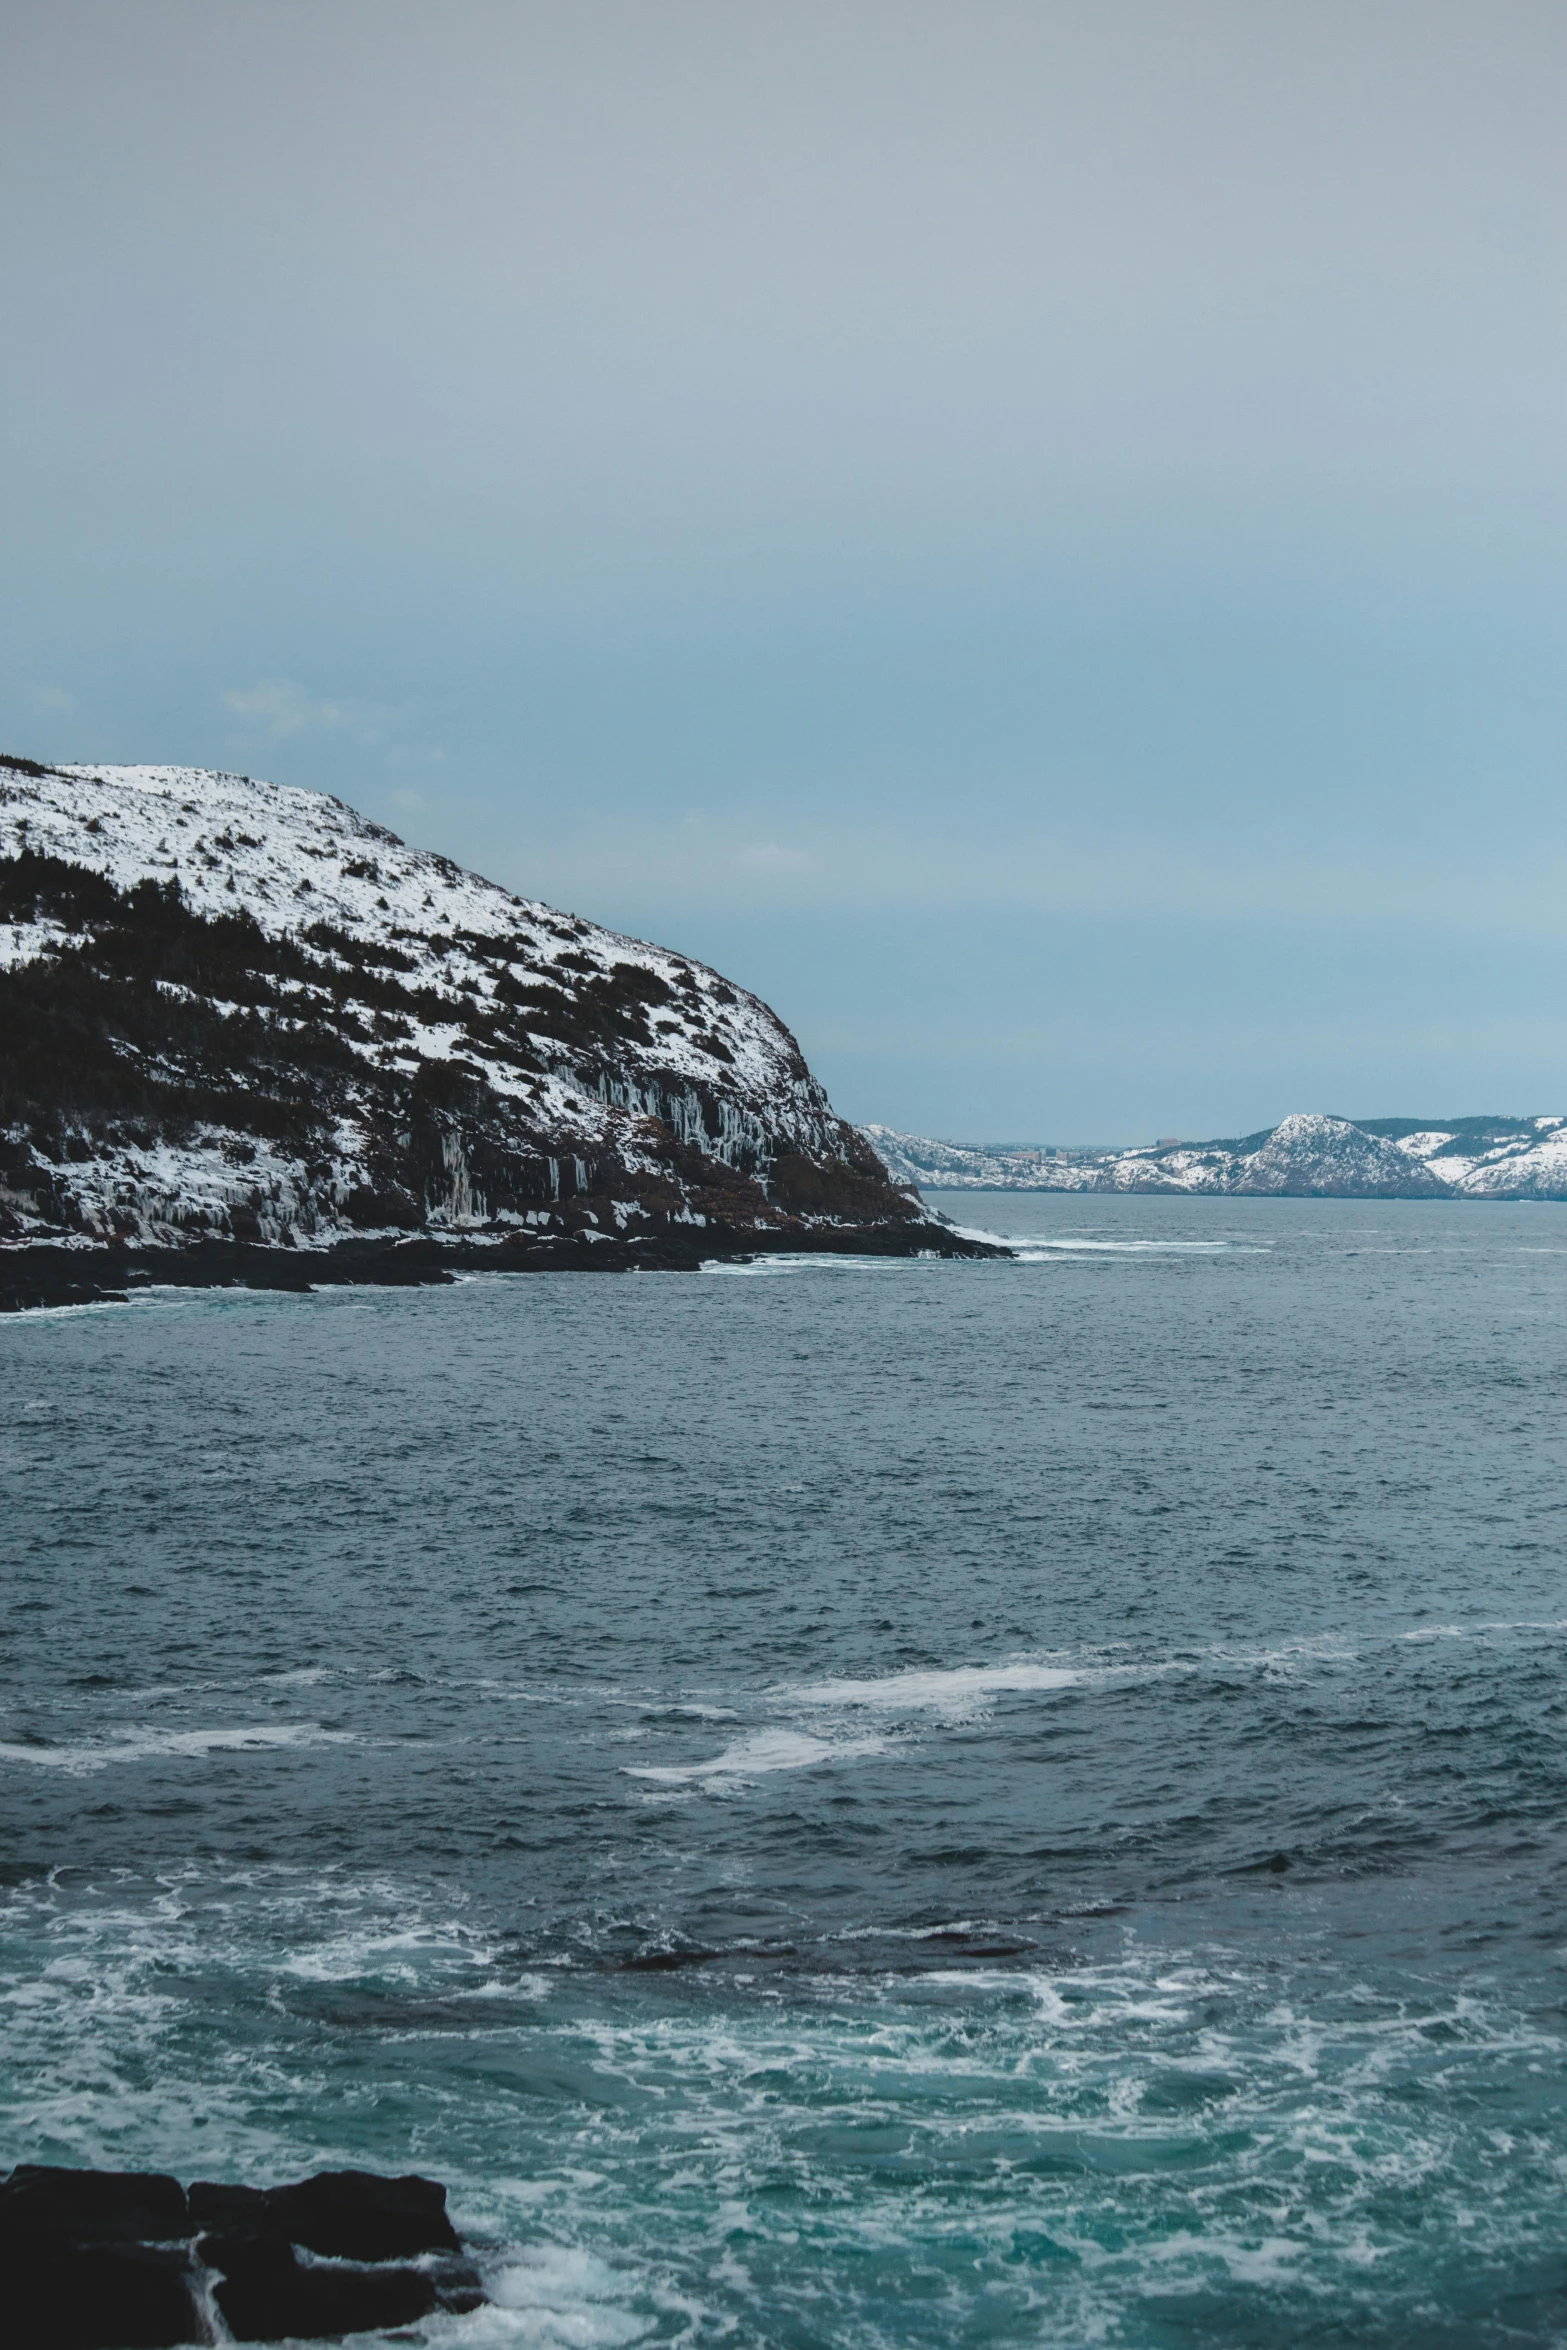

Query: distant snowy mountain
left=0, top=755, right=957, bottom=1296
left=866, top=1113, right=1567, bottom=1200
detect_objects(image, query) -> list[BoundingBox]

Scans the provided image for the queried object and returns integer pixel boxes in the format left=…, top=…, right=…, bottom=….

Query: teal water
left=4, top=1194, right=1567, bottom=2346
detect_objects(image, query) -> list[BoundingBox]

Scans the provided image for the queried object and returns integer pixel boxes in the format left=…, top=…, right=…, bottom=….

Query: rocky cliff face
left=868, top=1112, right=1567, bottom=1199
left=0, top=755, right=940, bottom=1284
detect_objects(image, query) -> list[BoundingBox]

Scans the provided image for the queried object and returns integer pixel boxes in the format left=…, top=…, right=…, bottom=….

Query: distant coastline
left=868, top=1113, right=1567, bottom=1200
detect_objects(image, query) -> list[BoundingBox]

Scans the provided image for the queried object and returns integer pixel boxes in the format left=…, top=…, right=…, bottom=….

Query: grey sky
left=4, top=1, right=1565, bottom=1138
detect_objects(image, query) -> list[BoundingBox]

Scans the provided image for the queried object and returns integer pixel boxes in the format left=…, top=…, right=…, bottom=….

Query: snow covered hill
left=1, top=755, right=935, bottom=1275
left=867, top=1114, right=1567, bottom=1200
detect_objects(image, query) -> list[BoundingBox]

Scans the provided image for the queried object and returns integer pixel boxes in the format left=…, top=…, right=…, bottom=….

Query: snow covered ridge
left=867, top=1113, right=1567, bottom=1200
left=0, top=755, right=927, bottom=1258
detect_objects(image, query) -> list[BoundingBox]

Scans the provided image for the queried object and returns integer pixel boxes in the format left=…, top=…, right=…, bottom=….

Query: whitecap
left=942, top=1220, right=1261, bottom=1256
left=624, top=1727, right=891, bottom=1785
left=457, top=1974, right=553, bottom=2001
left=1399, top=1618, right=1567, bottom=1642
left=1013, top=1237, right=1257, bottom=1258
left=791, top=1660, right=1084, bottom=1713
left=483, top=2244, right=655, bottom=2347
left=275, top=1917, right=498, bottom=1984
left=0, top=1724, right=353, bottom=1774
left=700, top=1253, right=911, bottom=1276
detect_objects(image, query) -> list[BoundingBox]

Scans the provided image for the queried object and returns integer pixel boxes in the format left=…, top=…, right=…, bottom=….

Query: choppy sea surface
left=5, top=1192, right=1567, bottom=2348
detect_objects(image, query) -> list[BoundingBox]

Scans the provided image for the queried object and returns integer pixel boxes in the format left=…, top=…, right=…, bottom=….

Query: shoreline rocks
left=0, top=1216, right=1005, bottom=1314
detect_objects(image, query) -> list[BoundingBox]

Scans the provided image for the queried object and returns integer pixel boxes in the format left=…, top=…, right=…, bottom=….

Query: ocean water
left=4, top=1192, right=1567, bottom=2348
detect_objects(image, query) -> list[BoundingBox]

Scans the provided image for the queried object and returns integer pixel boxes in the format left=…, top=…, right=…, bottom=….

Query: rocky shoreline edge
left=0, top=1219, right=1007, bottom=1313
left=5, top=2163, right=487, bottom=2347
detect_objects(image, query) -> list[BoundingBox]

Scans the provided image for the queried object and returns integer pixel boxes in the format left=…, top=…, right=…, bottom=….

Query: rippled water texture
left=5, top=1194, right=1567, bottom=2347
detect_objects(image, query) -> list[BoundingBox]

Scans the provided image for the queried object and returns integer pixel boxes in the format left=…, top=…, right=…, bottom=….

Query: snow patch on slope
left=1, top=761, right=805, bottom=1111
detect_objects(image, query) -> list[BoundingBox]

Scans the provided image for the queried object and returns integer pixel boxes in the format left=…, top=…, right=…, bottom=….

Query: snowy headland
left=0, top=756, right=982, bottom=1307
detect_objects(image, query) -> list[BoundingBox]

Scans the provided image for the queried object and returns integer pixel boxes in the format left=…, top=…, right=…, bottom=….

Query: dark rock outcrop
left=1, top=2164, right=191, bottom=2244
left=0, top=1215, right=997, bottom=1314
left=2, top=2168, right=197, bottom=2350
left=0, top=2162, right=486, bottom=2347
left=202, top=2237, right=441, bottom=2342
left=188, top=2170, right=463, bottom=2262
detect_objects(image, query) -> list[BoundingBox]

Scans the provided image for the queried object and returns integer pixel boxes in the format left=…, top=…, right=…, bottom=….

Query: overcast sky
left=4, top=1, right=1565, bottom=1139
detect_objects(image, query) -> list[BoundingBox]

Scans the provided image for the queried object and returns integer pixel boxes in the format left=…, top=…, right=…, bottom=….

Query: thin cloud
left=736, top=843, right=810, bottom=872
left=223, top=681, right=358, bottom=738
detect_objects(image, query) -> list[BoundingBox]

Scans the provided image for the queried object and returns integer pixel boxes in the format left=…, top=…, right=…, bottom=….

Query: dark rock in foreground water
left=1, top=2164, right=191, bottom=2245
left=189, top=2169, right=464, bottom=2263
left=1, top=2163, right=486, bottom=2346
left=200, top=2237, right=443, bottom=2342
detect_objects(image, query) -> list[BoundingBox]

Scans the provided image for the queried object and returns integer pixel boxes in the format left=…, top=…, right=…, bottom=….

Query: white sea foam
left=275, top=1918, right=511, bottom=1986
left=786, top=1640, right=1376, bottom=1722
left=944, top=1219, right=1260, bottom=1256
left=791, top=1660, right=1085, bottom=1713
left=0, top=1723, right=352, bottom=1774
left=457, top=1974, right=554, bottom=2002
left=700, top=1253, right=910, bottom=1276
left=482, top=2246, right=655, bottom=2347
left=624, top=1727, right=891, bottom=1785
left=1400, top=1617, right=1567, bottom=1643
left=1010, top=1237, right=1257, bottom=1259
